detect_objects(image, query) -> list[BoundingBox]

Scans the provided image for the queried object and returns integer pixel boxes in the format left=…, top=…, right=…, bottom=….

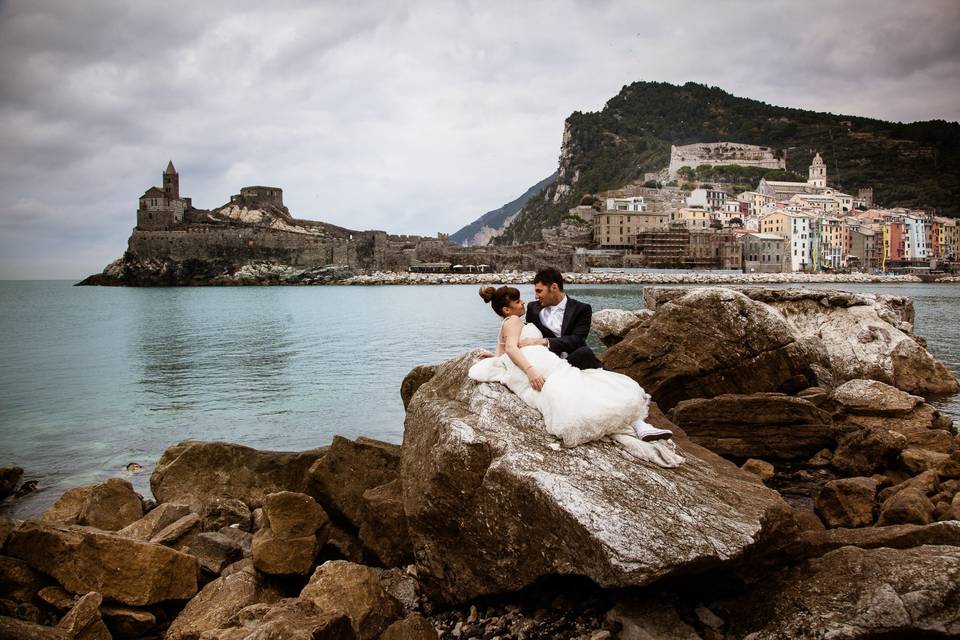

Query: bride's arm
left=503, top=317, right=545, bottom=391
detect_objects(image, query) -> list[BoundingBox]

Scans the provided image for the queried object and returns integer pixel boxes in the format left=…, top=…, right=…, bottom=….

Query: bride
left=470, top=285, right=683, bottom=468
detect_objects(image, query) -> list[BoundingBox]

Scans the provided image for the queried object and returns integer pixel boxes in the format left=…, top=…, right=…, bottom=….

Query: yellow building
left=594, top=211, right=671, bottom=248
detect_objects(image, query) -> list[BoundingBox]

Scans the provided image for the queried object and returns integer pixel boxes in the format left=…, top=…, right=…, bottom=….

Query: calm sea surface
left=1, top=280, right=958, bottom=518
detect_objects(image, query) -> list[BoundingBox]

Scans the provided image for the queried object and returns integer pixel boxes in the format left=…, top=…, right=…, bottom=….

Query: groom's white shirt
left=539, top=294, right=567, bottom=337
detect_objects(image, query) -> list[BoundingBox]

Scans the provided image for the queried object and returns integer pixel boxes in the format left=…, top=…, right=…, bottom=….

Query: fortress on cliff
left=668, top=142, right=785, bottom=179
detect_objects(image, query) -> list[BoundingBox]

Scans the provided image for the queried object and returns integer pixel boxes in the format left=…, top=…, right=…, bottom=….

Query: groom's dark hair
left=533, top=267, right=564, bottom=291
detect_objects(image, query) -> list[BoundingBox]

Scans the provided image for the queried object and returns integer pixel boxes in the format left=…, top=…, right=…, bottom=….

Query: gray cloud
left=1, top=0, right=958, bottom=278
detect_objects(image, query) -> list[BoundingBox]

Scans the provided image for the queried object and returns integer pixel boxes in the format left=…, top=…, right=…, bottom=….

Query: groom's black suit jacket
left=525, top=295, right=592, bottom=357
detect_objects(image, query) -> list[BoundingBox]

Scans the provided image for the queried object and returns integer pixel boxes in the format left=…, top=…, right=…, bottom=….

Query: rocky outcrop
left=668, top=393, right=835, bottom=461
left=814, top=477, right=877, bottom=528
left=357, top=480, right=413, bottom=568
left=41, top=478, right=143, bottom=531
left=55, top=592, right=110, bottom=640
left=727, top=545, right=960, bottom=638
left=402, top=351, right=795, bottom=603
left=602, top=288, right=825, bottom=410
left=150, top=440, right=326, bottom=512
left=639, top=287, right=960, bottom=397
left=796, top=521, right=960, bottom=559
left=5, top=521, right=198, bottom=606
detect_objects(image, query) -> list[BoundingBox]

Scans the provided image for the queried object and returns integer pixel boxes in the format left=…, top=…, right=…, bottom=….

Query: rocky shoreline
left=76, top=256, right=948, bottom=287
left=3, top=287, right=960, bottom=639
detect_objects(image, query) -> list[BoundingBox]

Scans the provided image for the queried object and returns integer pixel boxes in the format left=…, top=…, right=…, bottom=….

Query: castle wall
left=127, top=225, right=382, bottom=268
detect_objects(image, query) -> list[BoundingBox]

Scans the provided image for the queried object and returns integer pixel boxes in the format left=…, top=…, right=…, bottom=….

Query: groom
left=519, top=267, right=602, bottom=369
left=520, top=267, right=672, bottom=441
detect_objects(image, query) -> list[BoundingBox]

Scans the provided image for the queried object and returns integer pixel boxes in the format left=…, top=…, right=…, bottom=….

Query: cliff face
left=498, top=81, right=960, bottom=244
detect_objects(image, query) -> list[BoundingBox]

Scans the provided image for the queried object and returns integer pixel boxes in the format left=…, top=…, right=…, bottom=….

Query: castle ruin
left=668, top=142, right=785, bottom=180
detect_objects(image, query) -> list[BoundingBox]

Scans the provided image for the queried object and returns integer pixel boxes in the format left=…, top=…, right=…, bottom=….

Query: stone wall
left=669, top=142, right=784, bottom=179
left=127, top=225, right=382, bottom=268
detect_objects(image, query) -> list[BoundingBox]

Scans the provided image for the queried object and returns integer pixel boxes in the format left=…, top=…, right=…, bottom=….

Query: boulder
left=944, top=493, right=960, bottom=521
left=814, top=477, right=877, bottom=529
left=357, top=480, right=413, bottom=568
left=300, top=561, right=403, bottom=640
left=216, top=527, right=252, bottom=558
left=877, top=487, right=935, bottom=526
left=401, top=364, right=438, bottom=411
left=831, top=379, right=923, bottom=415
left=796, top=521, right=960, bottom=560
left=37, top=587, right=77, bottom=612
left=117, top=503, right=191, bottom=541
left=832, top=428, right=907, bottom=476
left=306, top=436, right=400, bottom=529
left=5, top=520, right=198, bottom=606
left=591, top=309, right=647, bottom=347
left=42, top=478, right=143, bottom=531
left=727, top=545, right=960, bottom=638
left=150, top=440, right=326, bottom=512
left=668, top=393, right=835, bottom=461
left=165, top=565, right=283, bottom=640
left=0, top=555, right=43, bottom=603
left=56, top=592, right=110, bottom=640
left=201, top=498, right=252, bottom=532
left=602, top=288, right=824, bottom=410
left=0, top=467, right=23, bottom=501
left=251, top=491, right=329, bottom=576
left=380, top=614, right=437, bottom=640
left=402, top=352, right=796, bottom=603
left=938, top=451, right=960, bottom=480
left=605, top=598, right=701, bottom=640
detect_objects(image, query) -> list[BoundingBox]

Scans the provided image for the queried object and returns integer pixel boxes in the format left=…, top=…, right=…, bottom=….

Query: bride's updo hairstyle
left=479, top=285, right=520, bottom=317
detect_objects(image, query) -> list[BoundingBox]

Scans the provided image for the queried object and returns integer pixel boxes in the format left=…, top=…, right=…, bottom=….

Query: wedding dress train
left=468, top=323, right=683, bottom=468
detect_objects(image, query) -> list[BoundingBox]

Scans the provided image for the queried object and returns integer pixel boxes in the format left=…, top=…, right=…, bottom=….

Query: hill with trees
left=497, top=82, right=960, bottom=244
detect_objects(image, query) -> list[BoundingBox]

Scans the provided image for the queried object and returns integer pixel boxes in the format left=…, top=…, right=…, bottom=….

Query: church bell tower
left=163, top=160, right=180, bottom=200
left=808, top=152, right=826, bottom=188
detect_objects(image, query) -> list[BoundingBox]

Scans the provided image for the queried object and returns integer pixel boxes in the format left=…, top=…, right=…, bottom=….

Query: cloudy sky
left=1, top=1, right=958, bottom=278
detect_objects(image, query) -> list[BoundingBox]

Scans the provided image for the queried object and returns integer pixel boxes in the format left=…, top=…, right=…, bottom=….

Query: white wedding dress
left=468, top=322, right=683, bottom=468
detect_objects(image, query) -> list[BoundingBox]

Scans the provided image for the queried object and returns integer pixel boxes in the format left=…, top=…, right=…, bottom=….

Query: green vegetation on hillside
left=497, top=82, right=960, bottom=244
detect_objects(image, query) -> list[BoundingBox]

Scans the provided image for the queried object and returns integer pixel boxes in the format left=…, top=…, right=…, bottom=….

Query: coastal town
left=117, top=142, right=957, bottom=285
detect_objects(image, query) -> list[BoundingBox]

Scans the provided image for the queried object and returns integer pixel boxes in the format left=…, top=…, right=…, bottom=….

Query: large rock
left=402, top=352, right=796, bottom=604
left=0, top=616, right=69, bottom=639
left=380, top=614, right=436, bottom=640
left=150, top=440, right=326, bottom=512
left=251, top=491, right=329, bottom=576
left=300, top=561, right=403, bottom=640
left=602, top=288, right=824, bottom=410
left=814, top=477, right=877, bottom=528
left=218, top=598, right=356, bottom=640
left=5, top=521, right=198, bottom=606
left=831, top=378, right=923, bottom=415
left=728, top=545, right=960, bottom=638
left=306, top=436, right=400, bottom=529
left=41, top=478, right=143, bottom=531
left=165, top=565, right=283, bottom=640
left=668, top=393, right=835, bottom=461
left=643, top=287, right=959, bottom=397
